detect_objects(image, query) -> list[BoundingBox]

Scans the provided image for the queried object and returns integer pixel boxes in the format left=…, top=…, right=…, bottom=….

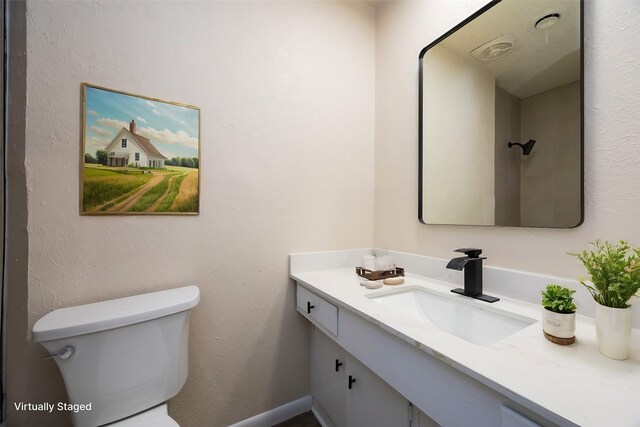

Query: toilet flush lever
left=45, top=345, right=75, bottom=360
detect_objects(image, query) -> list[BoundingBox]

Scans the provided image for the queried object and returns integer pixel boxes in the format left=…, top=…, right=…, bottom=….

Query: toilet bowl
left=32, top=286, right=200, bottom=427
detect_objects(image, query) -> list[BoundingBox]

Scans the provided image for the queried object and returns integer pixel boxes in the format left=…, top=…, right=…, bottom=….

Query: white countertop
left=291, top=263, right=640, bottom=427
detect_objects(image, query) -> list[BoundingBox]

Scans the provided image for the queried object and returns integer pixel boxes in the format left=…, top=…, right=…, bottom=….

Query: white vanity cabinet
left=312, top=327, right=410, bottom=427
left=296, top=283, right=547, bottom=427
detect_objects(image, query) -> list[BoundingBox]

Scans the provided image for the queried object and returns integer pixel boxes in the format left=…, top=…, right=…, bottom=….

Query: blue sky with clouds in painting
left=84, top=86, right=199, bottom=159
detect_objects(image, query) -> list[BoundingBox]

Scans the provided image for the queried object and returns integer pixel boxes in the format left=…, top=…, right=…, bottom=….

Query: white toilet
left=32, top=285, right=200, bottom=427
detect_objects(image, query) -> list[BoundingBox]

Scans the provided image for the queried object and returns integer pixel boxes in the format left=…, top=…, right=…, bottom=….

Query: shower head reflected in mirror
left=508, top=139, right=536, bottom=156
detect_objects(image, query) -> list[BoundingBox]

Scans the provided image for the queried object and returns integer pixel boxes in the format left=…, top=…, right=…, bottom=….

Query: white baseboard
left=311, top=402, right=335, bottom=427
left=228, top=396, right=312, bottom=427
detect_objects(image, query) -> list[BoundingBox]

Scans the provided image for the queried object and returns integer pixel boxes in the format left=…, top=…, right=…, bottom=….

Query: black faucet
left=446, top=248, right=499, bottom=303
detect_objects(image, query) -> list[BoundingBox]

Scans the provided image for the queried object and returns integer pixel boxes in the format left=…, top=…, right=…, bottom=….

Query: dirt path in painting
left=146, top=172, right=187, bottom=212
left=91, top=184, right=144, bottom=213
left=170, top=169, right=199, bottom=210
left=104, top=174, right=165, bottom=212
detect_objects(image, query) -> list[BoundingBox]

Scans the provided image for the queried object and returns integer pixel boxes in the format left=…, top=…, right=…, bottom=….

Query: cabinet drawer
left=297, top=284, right=338, bottom=336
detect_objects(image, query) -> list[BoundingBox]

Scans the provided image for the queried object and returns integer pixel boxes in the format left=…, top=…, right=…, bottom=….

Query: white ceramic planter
left=595, top=302, right=632, bottom=360
left=542, top=308, right=576, bottom=339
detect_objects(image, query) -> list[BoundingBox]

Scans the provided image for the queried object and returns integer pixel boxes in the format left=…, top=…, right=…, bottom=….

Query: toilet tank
left=32, top=286, right=200, bottom=427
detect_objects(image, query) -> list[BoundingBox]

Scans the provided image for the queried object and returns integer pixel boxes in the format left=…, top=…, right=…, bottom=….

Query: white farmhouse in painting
left=103, top=120, right=167, bottom=168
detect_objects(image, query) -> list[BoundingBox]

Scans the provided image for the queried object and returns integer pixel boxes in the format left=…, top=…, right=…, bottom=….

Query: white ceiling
left=430, top=0, right=581, bottom=99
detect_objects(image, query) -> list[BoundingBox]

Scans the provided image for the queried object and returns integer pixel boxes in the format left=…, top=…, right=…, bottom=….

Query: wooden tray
left=356, top=266, right=405, bottom=281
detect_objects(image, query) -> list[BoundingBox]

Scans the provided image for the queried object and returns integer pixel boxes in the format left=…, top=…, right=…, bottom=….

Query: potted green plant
left=541, top=285, right=577, bottom=344
left=571, top=240, right=640, bottom=360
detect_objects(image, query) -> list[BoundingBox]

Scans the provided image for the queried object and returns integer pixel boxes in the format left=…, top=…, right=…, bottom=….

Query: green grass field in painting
left=83, top=167, right=153, bottom=211
left=83, top=165, right=199, bottom=213
left=127, top=172, right=181, bottom=212
left=154, top=173, right=187, bottom=212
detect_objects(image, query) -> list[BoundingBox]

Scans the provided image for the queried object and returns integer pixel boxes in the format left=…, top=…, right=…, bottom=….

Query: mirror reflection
left=419, top=0, right=582, bottom=227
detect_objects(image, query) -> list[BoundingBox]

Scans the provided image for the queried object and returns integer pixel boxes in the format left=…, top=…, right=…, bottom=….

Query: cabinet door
left=346, top=354, right=410, bottom=427
left=313, top=327, right=347, bottom=427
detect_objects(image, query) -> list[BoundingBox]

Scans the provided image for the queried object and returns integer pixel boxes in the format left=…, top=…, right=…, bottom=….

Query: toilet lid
left=106, top=404, right=179, bottom=427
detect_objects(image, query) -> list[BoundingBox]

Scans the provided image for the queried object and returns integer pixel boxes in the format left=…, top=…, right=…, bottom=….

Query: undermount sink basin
left=368, top=285, right=536, bottom=346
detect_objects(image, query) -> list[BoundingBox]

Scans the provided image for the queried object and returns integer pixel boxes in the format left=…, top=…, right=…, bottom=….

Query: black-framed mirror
left=419, top=0, right=583, bottom=228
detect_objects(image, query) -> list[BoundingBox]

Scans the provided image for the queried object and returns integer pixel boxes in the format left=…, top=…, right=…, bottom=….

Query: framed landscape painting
left=81, top=83, right=200, bottom=215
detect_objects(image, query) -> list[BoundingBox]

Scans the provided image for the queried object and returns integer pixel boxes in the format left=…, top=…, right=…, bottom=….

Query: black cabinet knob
left=335, top=359, right=343, bottom=372
left=306, top=301, right=315, bottom=314
left=348, top=375, right=356, bottom=389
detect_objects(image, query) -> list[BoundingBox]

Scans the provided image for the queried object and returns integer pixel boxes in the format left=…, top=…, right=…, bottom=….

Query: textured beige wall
left=5, top=3, right=71, bottom=427
left=375, top=0, right=640, bottom=279
left=18, top=1, right=375, bottom=426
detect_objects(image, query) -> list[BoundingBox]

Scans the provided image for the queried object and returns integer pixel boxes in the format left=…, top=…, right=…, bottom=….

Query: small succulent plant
left=541, top=284, right=576, bottom=314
